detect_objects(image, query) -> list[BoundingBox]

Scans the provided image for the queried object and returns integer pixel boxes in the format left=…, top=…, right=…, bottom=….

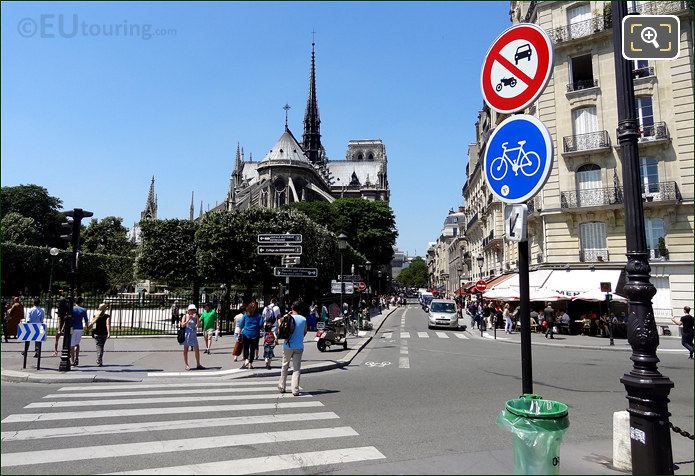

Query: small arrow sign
left=273, top=267, right=318, bottom=278
left=258, top=234, right=302, bottom=244
left=257, top=245, right=303, bottom=255
left=18, top=323, right=47, bottom=342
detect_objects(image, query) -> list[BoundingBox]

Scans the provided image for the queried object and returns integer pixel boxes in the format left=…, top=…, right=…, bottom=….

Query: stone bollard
left=612, top=410, right=631, bottom=471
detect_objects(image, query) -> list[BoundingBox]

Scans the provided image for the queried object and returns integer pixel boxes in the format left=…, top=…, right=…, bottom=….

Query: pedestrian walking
left=672, top=306, right=693, bottom=359
left=71, top=297, right=90, bottom=366
left=87, top=303, right=111, bottom=366
left=6, top=297, right=24, bottom=339
left=53, top=297, right=70, bottom=356
left=263, top=322, right=276, bottom=369
left=239, top=301, right=263, bottom=369
left=23, top=298, right=45, bottom=357
left=503, top=303, right=513, bottom=334
left=232, top=310, right=244, bottom=362
left=200, top=302, right=219, bottom=355
left=180, top=304, right=203, bottom=370
left=277, top=301, right=307, bottom=396
left=544, top=303, right=555, bottom=339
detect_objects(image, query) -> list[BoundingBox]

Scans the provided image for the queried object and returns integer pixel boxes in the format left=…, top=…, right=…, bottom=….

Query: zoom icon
left=622, top=15, right=680, bottom=60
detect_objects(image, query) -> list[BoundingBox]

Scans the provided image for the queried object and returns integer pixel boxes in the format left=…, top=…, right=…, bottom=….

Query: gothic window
left=357, top=153, right=364, bottom=161
left=367, top=153, right=374, bottom=161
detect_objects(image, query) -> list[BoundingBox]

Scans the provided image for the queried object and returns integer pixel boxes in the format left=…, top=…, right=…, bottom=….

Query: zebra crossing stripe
left=400, top=332, right=410, bottom=339
left=26, top=392, right=310, bottom=409
left=435, top=332, right=450, bottom=339
left=454, top=333, right=469, bottom=339
left=398, top=356, right=410, bottom=368
left=105, top=446, right=386, bottom=475
left=381, top=332, right=392, bottom=339
left=56, top=380, right=279, bottom=392
left=417, top=332, right=429, bottom=338
left=0, top=426, right=358, bottom=467
left=0, top=411, right=340, bottom=442
left=2, top=401, right=323, bottom=423
left=43, top=386, right=277, bottom=399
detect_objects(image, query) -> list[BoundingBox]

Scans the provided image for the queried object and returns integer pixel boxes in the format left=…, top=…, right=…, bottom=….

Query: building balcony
left=561, top=182, right=681, bottom=210
left=648, top=248, right=670, bottom=261
left=638, top=122, right=669, bottom=145
left=642, top=181, right=682, bottom=204
left=548, top=14, right=611, bottom=45
left=566, top=79, right=599, bottom=93
left=482, top=231, right=503, bottom=251
left=632, top=66, right=655, bottom=80
left=562, top=131, right=611, bottom=156
left=580, top=248, right=609, bottom=263
left=467, top=212, right=479, bottom=230
left=630, top=0, right=693, bottom=16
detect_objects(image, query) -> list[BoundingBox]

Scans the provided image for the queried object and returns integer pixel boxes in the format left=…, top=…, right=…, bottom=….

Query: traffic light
left=60, top=215, right=75, bottom=246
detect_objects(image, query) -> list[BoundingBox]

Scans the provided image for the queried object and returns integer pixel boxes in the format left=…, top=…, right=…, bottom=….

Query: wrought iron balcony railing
left=638, top=122, right=669, bottom=142
left=567, top=79, right=599, bottom=92
left=482, top=231, right=502, bottom=249
left=563, top=130, right=610, bottom=153
left=633, top=66, right=655, bottom=79
left=629, top=0, right=693, bottom=16
left=549, top=14, right=611, bottom=43
left=580, top=248, right=609, bottom=263
left=642, top=181, right=682, bottom=202
left=648, top=248, right=669, bottom=261
left=561, top=186, right=623, bottom=209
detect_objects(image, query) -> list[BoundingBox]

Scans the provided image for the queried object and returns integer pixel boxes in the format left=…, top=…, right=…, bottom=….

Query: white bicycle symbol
left=490, top=140, right=541, bottom=181
left=364, top=361, right=392, bottom=368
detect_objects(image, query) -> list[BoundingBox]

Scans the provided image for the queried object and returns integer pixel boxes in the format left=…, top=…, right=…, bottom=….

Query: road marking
left=400, top=332, right=410, bottom=339
left=417, top=332, right=429, bottom=338
left=0, top=411, right=340, bottom=442
left=43, top=386, right=277, bottom=399
left=106, top=446, right=386, bottom=475
left=483, top=332, right=511, bottom=341
left=2, top=401, right=323, bottom=423
left=399, top=346, right=408, bottom=355
left=364, top=361, right=391, bottom=368
left=398, top=356, right=410, bottom=369
left=26, top=392, right=309, bottom=409
left=0, top=426, right=358, bottom=467
left=454, top=333, right=469, bottom=339
left=381, top=332, right=393, bottom=339
left=56, top=380, right=278, bottom=392
left=435, top=332, right=450, bottom=339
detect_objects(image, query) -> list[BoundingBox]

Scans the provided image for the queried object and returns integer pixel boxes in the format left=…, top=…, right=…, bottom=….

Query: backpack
left=262, top=305, right=274, bottom=323
left=277, top=314, right=296, bottom=340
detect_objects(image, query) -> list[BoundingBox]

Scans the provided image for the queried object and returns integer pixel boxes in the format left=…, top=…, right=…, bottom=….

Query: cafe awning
left=487, top=270, right=554, bottom=291
left=542, top=269, right=623, bottom=297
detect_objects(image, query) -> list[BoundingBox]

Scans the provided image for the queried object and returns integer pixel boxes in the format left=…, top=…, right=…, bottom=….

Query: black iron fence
left=633, top=66, right=655, bottom=79
left=639, top=122, right=669, bottom=142
left=630, top=0, right=693, bottom=15
left=563, top=130, right=611, bottom=153
left=567, top=79, right=599, bottom=92
left=549, top=14, right=611, bottom=43
left=561, top=182, right=681, bottom=209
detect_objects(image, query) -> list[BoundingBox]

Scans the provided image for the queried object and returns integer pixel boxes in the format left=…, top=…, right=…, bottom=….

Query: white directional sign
left=331, top=280, right=354, bottom=294
left=504, top=204, right=528, bottom=242
left=282, top=256, right=301, bottom=265
left=257, top=234, right=302, bottom=243
left=17, top=323, right=47, bottom=342
left=273, top=267, right=318, bottom=278
left=257, top=245, right=302, bottom=255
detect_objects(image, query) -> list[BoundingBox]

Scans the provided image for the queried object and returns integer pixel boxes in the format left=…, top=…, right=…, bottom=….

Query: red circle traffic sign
left=475, top=280, right=487, bottom=293
left=480, top=23, right=553, bottom=114
left=357, top=282, right=367, bottom=292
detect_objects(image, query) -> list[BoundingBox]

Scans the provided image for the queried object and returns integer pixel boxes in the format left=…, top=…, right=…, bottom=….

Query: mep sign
left=504, top=204, right=528, bottom=242
left=481, top=23, right=554, bottom=114
left=18, top=323, right=47, bottom=342
left=484, top=115, right=553, bottom=204
left=273, top=267, right=318, bottom=278
left=257, top=234, right=303, bottom=244
left=257, top=245, right=303, bottom=255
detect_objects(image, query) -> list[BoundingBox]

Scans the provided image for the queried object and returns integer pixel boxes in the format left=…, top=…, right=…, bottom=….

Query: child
left=263, top=323, right=276, bottom=370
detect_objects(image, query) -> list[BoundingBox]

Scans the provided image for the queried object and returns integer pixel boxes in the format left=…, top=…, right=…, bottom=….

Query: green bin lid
left=505, top=394, right=568, bottom=419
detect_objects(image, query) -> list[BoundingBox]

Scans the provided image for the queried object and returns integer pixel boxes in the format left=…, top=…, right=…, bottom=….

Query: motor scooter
left=316, top=316, right=348, bottom=352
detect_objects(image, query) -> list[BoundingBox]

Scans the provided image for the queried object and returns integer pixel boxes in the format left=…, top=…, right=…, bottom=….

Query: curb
left=1, top=307, right=402, bottom=385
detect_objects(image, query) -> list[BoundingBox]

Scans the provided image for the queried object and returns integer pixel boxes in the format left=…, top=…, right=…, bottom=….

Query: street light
left=48, top=247, right=59, bottom=295
left=377, top=270, right=382, bottom=296
left=365, top=260, right=372, bottom=298
left=337, top=233, right=348, bottom=313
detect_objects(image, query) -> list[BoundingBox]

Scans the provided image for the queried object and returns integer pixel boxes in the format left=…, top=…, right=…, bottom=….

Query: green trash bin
left=497, top=394, right=570, bottom=475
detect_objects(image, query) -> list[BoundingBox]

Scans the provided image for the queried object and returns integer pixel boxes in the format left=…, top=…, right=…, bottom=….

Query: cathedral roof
left=326, top=160, right=384, bottom=188
left=260, top=128, right=311, bottom=164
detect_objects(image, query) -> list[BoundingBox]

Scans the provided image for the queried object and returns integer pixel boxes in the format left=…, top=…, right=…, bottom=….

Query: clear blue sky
left=1, top=1, right=510, bottom=257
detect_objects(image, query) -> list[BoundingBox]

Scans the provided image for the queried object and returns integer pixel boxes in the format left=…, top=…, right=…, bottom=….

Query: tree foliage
left=395, top=257, right=428, bottom=288
left=135, top=219, right=198, bottom=287
left=0, top=184, right=64, bottom=246
left=81, top=216, right=135, bottom=256
left=0, top=212, right=40, bottom=245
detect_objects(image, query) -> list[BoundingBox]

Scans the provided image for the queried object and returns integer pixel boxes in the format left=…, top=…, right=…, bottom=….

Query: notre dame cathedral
left=214, top=41, right=390, bottom=212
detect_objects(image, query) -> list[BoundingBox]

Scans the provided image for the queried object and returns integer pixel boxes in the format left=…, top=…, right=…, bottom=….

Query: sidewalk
left=467, top=326, right=689, bottom=353
left=1, top=307, right=399, bottom=383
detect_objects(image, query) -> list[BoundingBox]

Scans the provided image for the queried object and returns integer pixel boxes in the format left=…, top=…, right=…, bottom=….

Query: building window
left=569, top=54, right=595, bottom=91
left=632, top=59, right=652, bottom=78
left=639, top=156, right=659, bottom=193
left=635, top=96, right=655, bottom=131
left=645, top=217, right=665, bottom=258
left=567, top=4, right=592, bottom=39
left=576, top=164, right=603, bottom=207
left=579, top=221, right=608, bottom=262
left=572, top=106, right=598, bottom=135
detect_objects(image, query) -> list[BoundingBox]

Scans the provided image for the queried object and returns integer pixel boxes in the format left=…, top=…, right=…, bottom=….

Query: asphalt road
left=2, top=304, right=693, bottom=474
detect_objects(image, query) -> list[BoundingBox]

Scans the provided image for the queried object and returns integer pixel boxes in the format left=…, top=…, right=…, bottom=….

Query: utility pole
left=611, top=2, right=674, bottom=473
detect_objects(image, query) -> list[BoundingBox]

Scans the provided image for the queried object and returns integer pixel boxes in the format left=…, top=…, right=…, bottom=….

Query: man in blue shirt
left=22, top=298, right=45, bottom=357
left=277, top=301, right=307, bottom=396
left=71, top=297, right=90, bottom=366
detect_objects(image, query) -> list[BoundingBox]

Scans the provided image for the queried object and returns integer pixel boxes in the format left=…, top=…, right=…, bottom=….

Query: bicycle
left=489, top=140, right=541, bottom=181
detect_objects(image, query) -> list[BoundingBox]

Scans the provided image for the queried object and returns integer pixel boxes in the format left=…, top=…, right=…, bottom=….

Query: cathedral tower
left=302, top=40, right=324, bottom=164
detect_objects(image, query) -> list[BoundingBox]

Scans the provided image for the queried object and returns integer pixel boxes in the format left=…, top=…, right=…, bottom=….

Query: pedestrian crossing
left=382, top=330, right=469, bottom=340
left=1, top=378, right=386, bottom=474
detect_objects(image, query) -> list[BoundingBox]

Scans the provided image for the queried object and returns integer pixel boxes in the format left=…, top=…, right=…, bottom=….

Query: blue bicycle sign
left=484, top=115, right=553, bottom=204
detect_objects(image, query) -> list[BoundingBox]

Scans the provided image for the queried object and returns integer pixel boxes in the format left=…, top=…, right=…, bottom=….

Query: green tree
left=81, top=216, right=134, bottom=256
left=395, top=257, right=428, bottom=288
left=0, top=184, right=64, bottom=246
left=0, top=212, right=40, bottom=245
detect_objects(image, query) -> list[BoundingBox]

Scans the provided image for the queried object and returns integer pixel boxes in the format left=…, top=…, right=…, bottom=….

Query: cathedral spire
left=141, top=176, right=157, bottom=221
left=302, top=37, right=323, bottom=164
left=189, top=191, right=194, bottom=221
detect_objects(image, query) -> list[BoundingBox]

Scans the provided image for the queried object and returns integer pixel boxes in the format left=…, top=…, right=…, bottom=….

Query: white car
left=426, top=299, right=459, bottom=329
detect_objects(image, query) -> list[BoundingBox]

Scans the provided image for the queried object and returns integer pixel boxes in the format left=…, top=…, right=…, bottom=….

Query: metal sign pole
left=518, top=240, right=533, bottom=395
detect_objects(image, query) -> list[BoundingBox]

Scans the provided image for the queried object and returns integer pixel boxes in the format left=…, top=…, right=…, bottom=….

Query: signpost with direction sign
left=257, top=245, right=302, bottom=255
left=273, top=267, right=318, bottom=278
left=331, top=280, right=354, bottom=295
left=257, top=234, right=303, bottom=243
left=504, top=204, right=529, bottom=242
left=282, top=256, right=300, bottom=266
left=480, top=23, right=554, bottom=114
left=18, top=322, right=46, bottom=370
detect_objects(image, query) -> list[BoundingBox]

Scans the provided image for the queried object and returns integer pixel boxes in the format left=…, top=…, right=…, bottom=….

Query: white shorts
left=71, top=329, right=83, bottom=347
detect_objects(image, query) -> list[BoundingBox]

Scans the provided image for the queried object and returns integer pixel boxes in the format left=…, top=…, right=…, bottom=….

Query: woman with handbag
left=238, top=301, right=263, bottom=370
left=86, top=303, right=111, bottom=367
left=180, top=304, right=203, bottom=371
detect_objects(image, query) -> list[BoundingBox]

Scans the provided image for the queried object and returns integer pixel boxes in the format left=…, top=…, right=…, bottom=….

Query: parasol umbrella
left=571, top=290, right=628, bottom=302
left=482, top=288, right=520, bottom=301
left=530, top=287, right=571, bottom=302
